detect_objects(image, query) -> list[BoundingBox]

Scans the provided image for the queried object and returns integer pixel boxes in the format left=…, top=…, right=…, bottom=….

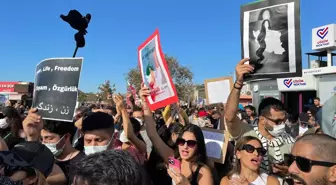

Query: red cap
left=198, top=111, right=207, bottom=117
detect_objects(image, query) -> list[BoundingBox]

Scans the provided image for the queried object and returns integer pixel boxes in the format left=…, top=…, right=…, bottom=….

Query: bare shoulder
left=198, top=165, right=214, bottom=185
left=199, top=165, right=212, bottom=175
left=50, top=164, right=65, bottom=175
left=220, top=176, right=230, bottom=185
left=267, top=175, right=280, bottom=185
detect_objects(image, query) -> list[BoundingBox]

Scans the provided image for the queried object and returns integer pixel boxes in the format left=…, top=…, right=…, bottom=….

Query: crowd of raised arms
left=0, top=60, right=335, bottom=185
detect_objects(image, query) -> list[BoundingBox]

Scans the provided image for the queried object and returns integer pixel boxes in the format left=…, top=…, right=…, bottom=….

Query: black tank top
left=189, top=165, right=202, bottom=185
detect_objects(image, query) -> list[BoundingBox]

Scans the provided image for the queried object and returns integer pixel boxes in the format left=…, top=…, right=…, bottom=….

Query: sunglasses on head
left=284, top=154, right=336, bottom=173
left=241, top=144, right=267, bottom=156
left=176, top=138, right=197, bottom=148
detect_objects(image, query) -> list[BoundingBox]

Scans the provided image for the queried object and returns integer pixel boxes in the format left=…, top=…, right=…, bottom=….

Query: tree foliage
left=125, top=54, right=194, bottom=100
left=98, top=80, right=116, bottom=101
left=78, top=90, right=88, bottom=102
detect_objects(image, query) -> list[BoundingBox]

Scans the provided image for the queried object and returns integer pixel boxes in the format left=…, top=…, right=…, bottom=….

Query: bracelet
left=235, top=81, right=244, bottom=86
left=234, top=82, right=243, bottom=90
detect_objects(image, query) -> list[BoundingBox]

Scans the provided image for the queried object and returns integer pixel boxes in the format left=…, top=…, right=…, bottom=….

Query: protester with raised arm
left=224, top=59, right=295, bottom=180
left=140, top=83, right=213, bottom=185
left=113, top=94, right=147, bottom=164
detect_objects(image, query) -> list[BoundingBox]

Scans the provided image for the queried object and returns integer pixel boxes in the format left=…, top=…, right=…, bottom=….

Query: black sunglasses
left=176, top=138, right=197, bottom=148
left=264, top=116, right=286, bottom=125
left=284, top=154, right=336, bottom=172
left=241, top=144, right=267, bottom=156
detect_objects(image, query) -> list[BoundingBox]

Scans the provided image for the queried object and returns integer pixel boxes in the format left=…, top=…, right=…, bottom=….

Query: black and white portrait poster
left=240, top=0, right=302, bottom=80
left=32, top=58, right=83, bottom=122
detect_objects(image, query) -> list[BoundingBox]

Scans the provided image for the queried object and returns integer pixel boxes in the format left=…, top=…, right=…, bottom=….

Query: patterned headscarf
left=0, top=176, right=23, bottom=185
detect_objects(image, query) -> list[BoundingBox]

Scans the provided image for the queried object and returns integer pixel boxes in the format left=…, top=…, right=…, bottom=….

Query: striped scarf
left=253, top=127, right=295, bottom=173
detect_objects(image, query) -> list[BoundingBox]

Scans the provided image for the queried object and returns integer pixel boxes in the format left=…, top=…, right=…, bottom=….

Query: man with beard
left=287, top=134, right=336, bottom=185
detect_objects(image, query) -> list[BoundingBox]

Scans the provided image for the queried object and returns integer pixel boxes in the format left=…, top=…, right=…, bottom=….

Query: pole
left=73, top=46, right=79, bottom=58
left=327, top=49, right=333, bottom=66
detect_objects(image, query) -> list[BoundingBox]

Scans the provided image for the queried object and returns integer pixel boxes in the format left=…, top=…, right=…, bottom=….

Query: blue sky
left=1, top=0, right=335, bottom=93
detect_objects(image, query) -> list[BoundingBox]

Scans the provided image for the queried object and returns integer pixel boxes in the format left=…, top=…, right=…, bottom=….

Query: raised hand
left=235, top=58, right=254, bottom=83
left=139, top=83, right=150, bottom=101
left=113, top=94, right=125, bottom=111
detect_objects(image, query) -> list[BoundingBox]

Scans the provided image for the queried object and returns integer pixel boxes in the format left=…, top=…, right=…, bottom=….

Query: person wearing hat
left=190, top=109, right=213, bottom=128
left=0, top=141, right=54, bottom=185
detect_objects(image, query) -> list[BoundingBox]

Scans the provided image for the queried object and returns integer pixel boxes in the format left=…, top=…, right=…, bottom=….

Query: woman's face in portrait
left=262, top=10, right=271, bottom=20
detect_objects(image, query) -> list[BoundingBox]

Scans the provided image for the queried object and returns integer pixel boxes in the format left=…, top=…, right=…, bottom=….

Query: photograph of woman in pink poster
left=145, top=48, right=167, bottom=102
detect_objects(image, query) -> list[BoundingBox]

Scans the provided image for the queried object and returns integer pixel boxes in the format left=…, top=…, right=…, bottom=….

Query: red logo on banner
left=0, top=82, right=19, bottom=92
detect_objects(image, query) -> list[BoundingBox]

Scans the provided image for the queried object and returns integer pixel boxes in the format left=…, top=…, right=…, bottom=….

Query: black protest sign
left=240, top=0, right=302, bottom=81
left=33, top=58, right=83, bottom=122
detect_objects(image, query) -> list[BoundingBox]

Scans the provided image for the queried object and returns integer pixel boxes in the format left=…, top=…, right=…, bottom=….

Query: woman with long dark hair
left=0, top=107, right=25, bottom=149
left=139, top=83, right=213, bottom=185
left=220, top=136, right=279, bottom=185
left=256, top=19, right=271, bottom=63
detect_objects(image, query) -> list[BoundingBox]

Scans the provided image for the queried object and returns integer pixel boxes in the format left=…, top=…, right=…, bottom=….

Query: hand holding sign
left=139, top=83, right=150, bottom=101
left=235, top=58, right=254, bottom=83
left=22, top=108, right=43, bottom=141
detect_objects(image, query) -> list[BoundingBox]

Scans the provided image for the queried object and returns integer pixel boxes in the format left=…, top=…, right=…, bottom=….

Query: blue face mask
left=84, top=137, right=113, bottom=155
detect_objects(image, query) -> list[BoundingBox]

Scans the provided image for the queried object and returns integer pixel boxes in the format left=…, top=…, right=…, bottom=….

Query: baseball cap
left=0, top=141, right=54, bottom=177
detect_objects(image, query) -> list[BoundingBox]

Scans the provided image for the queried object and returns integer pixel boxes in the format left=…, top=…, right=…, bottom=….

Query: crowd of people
left=0, top=59, right=335, bottom=185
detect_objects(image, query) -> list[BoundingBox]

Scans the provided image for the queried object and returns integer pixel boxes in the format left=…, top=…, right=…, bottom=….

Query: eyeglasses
left=176, top=138, right=197, bottom=148
left=284, top=154, right=336, bottom=172
left=241, top=144, right=267, bottom=156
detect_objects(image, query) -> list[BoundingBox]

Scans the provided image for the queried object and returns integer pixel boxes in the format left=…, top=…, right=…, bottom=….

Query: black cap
left=82, top=111, right=114, bottom=132
left=154, top=109, right=162, bottom=115
left=299, top=113, right=309, bottom=123
left=2, top=106, right=19, bottom=118
left=0, top=141, right=54, bottom=177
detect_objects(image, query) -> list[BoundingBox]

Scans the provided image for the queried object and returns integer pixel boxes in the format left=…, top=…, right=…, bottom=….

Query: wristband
left=234, top=82, right=243, bottom=90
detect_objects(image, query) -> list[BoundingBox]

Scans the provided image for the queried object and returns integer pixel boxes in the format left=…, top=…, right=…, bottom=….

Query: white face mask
left=266, top=124, right=286, bottom=137
left=119, top=130, right=129, bottom=143
left=135, top=118, right=144, bottom=126
left=0, top=118, right=9, bottom=129
left=43, top=135, right=66, bottom=157
left=84, top=137, right=113, bottom=155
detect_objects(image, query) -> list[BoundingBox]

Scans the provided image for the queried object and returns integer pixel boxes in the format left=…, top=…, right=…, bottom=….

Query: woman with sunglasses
left=221, top=136, right=280, bottom=185
left=139, top=84, right=213, bottom=185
